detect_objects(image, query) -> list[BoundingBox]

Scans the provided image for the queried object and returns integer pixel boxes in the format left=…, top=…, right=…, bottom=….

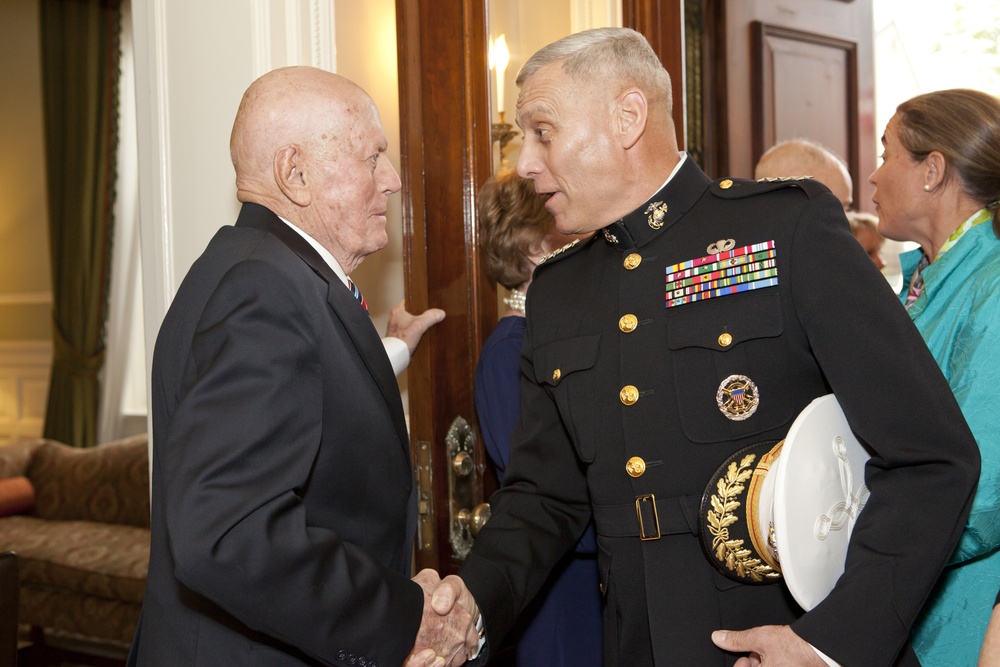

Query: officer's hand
left=712, top=625, right=827, bottom=667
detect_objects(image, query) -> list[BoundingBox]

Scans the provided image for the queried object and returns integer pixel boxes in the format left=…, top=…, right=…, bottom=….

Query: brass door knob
left=457, top=503, right=492, bottom=536
left=452, top=451, right=474, bottom=477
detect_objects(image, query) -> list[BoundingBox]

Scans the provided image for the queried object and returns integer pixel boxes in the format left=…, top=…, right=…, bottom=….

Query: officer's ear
left=615, top=88, right=647, bottom=150
left=274, top=144, right=313, bottom=207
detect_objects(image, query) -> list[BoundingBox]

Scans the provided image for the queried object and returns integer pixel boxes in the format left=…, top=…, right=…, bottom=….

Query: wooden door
left=395, top=0, right=686, bottom=575
left=395, top=0, right=493, bottom=576
left=694, top=0, right=876, bottom=211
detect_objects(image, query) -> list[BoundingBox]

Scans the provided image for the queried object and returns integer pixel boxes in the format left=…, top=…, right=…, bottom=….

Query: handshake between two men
left=406, top=570, right=482, bottom=667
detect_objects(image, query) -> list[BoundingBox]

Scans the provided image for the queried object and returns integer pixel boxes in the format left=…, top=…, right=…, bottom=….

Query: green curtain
left=40, top=0, right=122, bottom=448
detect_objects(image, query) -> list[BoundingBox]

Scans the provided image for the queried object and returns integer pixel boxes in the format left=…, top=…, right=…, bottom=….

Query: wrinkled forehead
left=307, top=88, right=388, bottom=153
left=515, top=63, right=599, bottom=126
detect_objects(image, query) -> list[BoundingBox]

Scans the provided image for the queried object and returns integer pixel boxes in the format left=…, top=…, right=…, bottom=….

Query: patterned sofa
left=0, top=434, right=149, bottom=654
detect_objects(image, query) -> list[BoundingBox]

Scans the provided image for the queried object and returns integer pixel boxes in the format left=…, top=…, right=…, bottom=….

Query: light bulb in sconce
left=489, top=33, right=517, bottom=164
left=494, top=34, right=509, bottom=116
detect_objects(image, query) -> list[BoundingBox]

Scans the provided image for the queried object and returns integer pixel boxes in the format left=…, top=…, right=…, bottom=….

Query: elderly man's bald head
left=228, top=66, right=400, bottom=274
left=754, top=139, right=853, bottom=209
left=230, top=66, right=375, bottom=191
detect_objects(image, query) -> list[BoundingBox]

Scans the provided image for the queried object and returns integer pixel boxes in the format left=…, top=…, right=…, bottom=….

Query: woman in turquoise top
left=870, top=88, right=1000, bottom=667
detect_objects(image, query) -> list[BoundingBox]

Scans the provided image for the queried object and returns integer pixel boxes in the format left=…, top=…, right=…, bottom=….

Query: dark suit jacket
left=459, top=159, right=980, bottom=666
left=127, top=203, right=421, bottom=667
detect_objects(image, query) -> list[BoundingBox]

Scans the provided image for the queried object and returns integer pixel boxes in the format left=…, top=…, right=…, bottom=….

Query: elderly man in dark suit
left=127, top=66, right=477, bottom=667
left=430, top=28, right=981, bottom=667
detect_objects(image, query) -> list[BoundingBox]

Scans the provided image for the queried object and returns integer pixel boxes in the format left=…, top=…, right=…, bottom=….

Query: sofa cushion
left=0, top=439, right=44, bottom=479
left=0, top=515, right=148, bottom=605
left=20, top=586, right=141, bottom=646
left=26, top=435, right=149, bottom=528
left=0, top=476, right=34, bottom=516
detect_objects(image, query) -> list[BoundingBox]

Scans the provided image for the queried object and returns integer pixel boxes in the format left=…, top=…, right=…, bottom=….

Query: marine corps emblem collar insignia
left=645, top=201, right=668, bottom=229
left=602, top=228, right=619, bottom=245
left=717, top=374, right=759, bottom=421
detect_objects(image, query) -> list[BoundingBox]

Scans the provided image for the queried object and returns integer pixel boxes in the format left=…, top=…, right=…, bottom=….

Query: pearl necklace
left=503, top=288, right=526, bottom=313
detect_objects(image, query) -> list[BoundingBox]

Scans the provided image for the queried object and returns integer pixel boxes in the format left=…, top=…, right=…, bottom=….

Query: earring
left=924, top=185, right=931, bottom=191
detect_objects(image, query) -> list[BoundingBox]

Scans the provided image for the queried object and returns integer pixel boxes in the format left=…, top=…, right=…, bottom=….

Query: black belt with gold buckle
left=591, top=494, right=701, bottom=541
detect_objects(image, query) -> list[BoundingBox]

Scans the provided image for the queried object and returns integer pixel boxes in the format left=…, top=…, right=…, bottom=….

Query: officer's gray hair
left=516, top=27, right=672, bottom=114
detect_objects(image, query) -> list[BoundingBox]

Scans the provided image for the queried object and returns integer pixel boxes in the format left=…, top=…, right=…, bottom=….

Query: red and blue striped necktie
left=346, top=279, right=368, bottom=312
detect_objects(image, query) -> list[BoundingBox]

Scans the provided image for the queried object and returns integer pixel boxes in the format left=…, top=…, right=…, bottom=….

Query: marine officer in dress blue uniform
left=434, top=27, right=980, bottom=667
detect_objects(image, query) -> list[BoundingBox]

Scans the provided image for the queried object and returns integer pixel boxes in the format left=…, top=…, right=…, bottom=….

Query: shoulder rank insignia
left=757, top=176, right=808, bottom=183
left=665, top=240, right=778, bottom=308
left=713, top=176, right=830, bottom=200
left=538, top=238, right=582, bottom=265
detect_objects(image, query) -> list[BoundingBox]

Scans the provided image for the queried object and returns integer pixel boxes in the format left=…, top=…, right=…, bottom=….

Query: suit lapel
left=235, top=203, right=410, bottom=453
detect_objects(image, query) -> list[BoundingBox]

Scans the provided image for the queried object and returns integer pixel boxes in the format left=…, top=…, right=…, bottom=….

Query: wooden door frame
left=396, top=0, right=684, bottom=574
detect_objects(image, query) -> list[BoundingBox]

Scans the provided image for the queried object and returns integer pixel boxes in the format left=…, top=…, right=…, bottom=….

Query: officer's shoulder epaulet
left=710, top=176, right=831, bottom=200
left=535, top=234, right=593, bottom=269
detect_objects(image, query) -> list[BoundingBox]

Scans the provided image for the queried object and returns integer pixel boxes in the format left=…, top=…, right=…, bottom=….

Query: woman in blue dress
left=474, top=170, right=600, bottom=667
left=869, top=88, right=1000, bottom=667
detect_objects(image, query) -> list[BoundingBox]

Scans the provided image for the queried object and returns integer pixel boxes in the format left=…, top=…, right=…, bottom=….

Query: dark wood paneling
left=686, top=0, right=729, bottom=177
left=622, top=0, right=687, bottom=146
left=714, top=0, right=875, bottom=211
left=752, top=22, right=859, bottom=194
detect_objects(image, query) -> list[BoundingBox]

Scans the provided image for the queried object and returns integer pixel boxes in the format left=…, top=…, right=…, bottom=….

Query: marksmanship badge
left=717, top=374, right=759, bottom=421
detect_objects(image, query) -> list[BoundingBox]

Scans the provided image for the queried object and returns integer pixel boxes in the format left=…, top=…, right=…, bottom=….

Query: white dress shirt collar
left=277, top=215, right=351, bottom=288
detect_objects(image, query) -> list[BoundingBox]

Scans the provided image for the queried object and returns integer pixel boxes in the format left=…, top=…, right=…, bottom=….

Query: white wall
left=132, top=0, right=255, bottom=357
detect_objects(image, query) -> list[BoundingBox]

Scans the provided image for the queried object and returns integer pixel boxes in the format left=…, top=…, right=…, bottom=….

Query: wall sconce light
left=489, top=34, right=517, bottom=159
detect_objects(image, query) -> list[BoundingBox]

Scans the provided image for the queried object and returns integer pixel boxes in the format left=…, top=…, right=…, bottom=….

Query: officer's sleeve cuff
left=469, top=614, right=485, bottom=660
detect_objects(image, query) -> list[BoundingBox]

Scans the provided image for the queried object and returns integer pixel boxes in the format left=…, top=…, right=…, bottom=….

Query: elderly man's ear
left=274, top=144, right=312, bottom=206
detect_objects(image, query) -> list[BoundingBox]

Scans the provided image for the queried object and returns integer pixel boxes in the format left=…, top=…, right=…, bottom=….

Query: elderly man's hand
left=385, top=301, right=446, bottom=355
left=405, top=569, right=480, bottom=667
left=712, top=625, right=829, bottom=667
